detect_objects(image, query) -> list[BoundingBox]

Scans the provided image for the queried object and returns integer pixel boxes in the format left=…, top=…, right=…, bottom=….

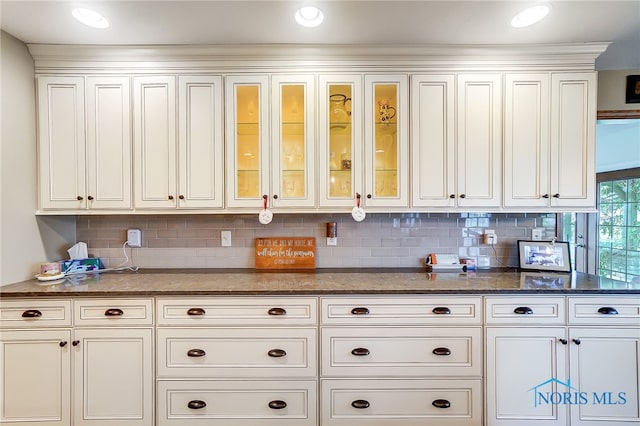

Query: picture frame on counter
left=517, top=240, right=572, bottom=273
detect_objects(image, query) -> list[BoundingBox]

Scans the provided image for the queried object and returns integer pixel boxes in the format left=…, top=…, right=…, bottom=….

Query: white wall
left=0, top=31, right=75, bottom=285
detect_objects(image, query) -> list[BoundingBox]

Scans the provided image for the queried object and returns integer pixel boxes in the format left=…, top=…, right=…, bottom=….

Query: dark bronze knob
left=263, top=194, right=268, bottom=200
left=356, top=193, right=361, bottom=199
left=351, top=400, right=370, bottom=409
left=268, top=400, right=287, bottom=410
left=168, top=195, right=174, bottom=200
left=72, top=340, right=80, bottom=346
left=187, top=349, right=206, bottom=357
left=432, top=399, right=451, bottom=408
left=59, top=341, right=68, bottom=347
left=459, top=194, right=466, bottom=199
left=273, top=194, right=278, bottom=199
left=268, top=307, right=287, bottom=316
left=77, top=196, right=83, bottom=201
left=87, top=195, right=94, bottom=200
left=179, top=195, right=185, bottom=200
left=104, top=308, right=124, bottom=316
left=187, top=307, right=206, bottom=316
left=514, top=306, right=533, bottom=315
left=553, top=193, right=560, bottom=198
left=542, top=194, right=550, bottom=198
left=21, top=309, right=42, bottom=318
left=449, top=194, right=455, bottom=199
left=268, top=349, right=287, bottom=358
left=351, top=307, right=370, bottom=315
left=351, top=347, right=370, bottom=356
left=432, top=306, right=451, bottom=315
left=432, top=347, right=451, bottom=356
left=597, top=306, right=618, bottom=315
left=559, top=338, right=568, bottom=345
left=187, top=400, right=206, bottom=409
left=367, top=194, right=372, bottom=199
left=573, top=338, right=581, bottom=345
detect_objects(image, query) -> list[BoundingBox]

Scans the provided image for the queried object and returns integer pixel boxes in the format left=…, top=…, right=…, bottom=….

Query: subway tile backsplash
left=77, top=213, right=557, bottom=269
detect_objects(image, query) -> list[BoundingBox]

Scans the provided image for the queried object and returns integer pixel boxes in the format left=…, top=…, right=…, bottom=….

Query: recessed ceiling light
left=510, top=4, right=551, bottom=28
left=72, top=8, right=110, bottom=29
left=295, top=6, right=324, bottom=28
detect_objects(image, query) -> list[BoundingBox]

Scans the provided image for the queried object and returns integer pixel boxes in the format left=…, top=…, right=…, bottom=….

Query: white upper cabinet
left=133, top=76, right=177, bottom=209
left=364, top=74, right=409, bottom=208
left=177, top=75, right=224, bottom=209
left=550, top=72, right=597, bottom=208
left=411, top=74, right=456, bottom=208
left=456, top=73, right=503, bottom=208
left=318, top=75, right=363, bottom=208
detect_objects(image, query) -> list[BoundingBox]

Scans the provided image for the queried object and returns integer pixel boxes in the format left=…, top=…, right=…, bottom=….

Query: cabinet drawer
left=321, top=378, right=481, bottom=426
left=568, top=296, right=640, bottom=325
left=74, top=298, right=153, bottom=326
left=485, top=296, right=565, bottom=324
left=157, top=297, right=317, bottom=326
left=321, top=326, right=481, bottom=377
left=157, top=380, right=317, bottom=426
left=157, top=328, right=316, bottom=378
left=0, top=299, right=71, bottom=327
left=321, top=296, right=482, bottom=325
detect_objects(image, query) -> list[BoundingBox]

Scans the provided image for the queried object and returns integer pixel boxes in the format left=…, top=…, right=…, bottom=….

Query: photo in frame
left=625, top=75, right=640, bottom=104
left=517, top=240, right=572, bottom=273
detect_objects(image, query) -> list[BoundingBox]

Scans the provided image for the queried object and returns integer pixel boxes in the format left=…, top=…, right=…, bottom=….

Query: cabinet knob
left=268, top=400, right=287, bottom=410
left=87, top=195, right=94, bottom=201
left=356, top=193, right=361, bottom=199
left=559, top=338, right=568, bottom=345
left=432, top=347, right=452, bottom=356
left=187, top=348, right=206, bottom=357
left=366, top=194, right=372, bottom=199
left=59, top=341, right=68, bottom=347
left=351, top=347, right=371, bottom=356
left=572, top=338, right=581, bottom=345
left=432, top=306, right=451, bottom=315
left=553, top=193, right=560, bottom=198
left=268, top=348, right=287, bottom=358
left=514, top=306, right=533, bottom=315
left=21, top=309, right=42, bottom=318
left=351, top=400, right=370, bottom=409
left=262, top=194, right=268, bottom=200
left=597, top=306, right=618, bottom=315
left=168, top=195, right=174, bottom=200
left=432, top=399, right=451, bottom=409
left=187, top=307, right=206, bottom=316
left=351, top=307, right=370, bottom=315
left=449, top=194, right=455, bottom=199
left=273, top=194, right=278, bottom=199
left=267, top=307, right=287, bottom=316
left=187, top=400, right=206, bottom=410
left=104, top=308, right=124, bottom=316
left=459, top=194, right=466, bottom=199
left=542, top=194, right=550, bottom=199
left=72, top=340, right=80, bottom=346
left=178, top=195, right=185, bottom=200
left=77, top=196, right=84, bottom=201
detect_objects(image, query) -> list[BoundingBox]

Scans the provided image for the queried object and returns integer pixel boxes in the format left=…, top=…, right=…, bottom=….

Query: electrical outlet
left=221, top=231, right=232, bottom=247
left=327, top=237, right=337, bottom=246
left=127, top=229, right=142, bottom=247
left=483, top=229, right=497, bottom=245
left=532, top=228, right=544, bottom=241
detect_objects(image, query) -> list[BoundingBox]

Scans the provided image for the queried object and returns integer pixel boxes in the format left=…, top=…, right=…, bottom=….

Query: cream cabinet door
left=271, top=74, right=316, bottom=208
left=177, top=75, right=224, bottom=209
left=411, top=74, right=456, bottom=208
left=318, top=74, right=364, bottom=208
left=504, top=73, right=551, bottom=208
left=85, top=76, right=132, bottom=209
left=456, top=73, right=502, bottom=208
left=73, top=328, right=153, bottom=425
left=0, top=329, right=71, bottom=426
left=225, top=75, right=270, bottom=209
left=486, top=327, right=568, bottom=426
left=364, top=74, right=409, bottom=208
left=133, top=76, right=177, bottom=208
left=550, top=72, right=597, bottom=208
left=37, top=75, right=86, bottom=210
left=568, top=328, right=640, bottom=426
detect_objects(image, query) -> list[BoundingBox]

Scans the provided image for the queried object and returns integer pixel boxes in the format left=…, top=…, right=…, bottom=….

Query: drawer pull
left=268, top=349, right=287, bottom=358
left=432, top=399, right=451, bottom=409
left=187, top=400, right=206, bottom=410
left=514, top=306, right=533, bottom=315
left=597, top=306, right=618, bottom=315
left=187, top=349, right=206, bottom=357
left=21, top=309, right=43, bottom=318
left=351, top=400, right=370, bottom=409
left=104, top=308, right=124, bottom=316
left=432, top=306, right=451, bottom=315
left=432, top=347, right=451, bottom=356
left=268, top=307, right=287, bottom=316
left=351, top=307, right=370, bottom=315
left=187, top=307, right=206, bottom=316
left=351, top=347, right=371, bottom=356
left=268, top=400, right=287, bottom=410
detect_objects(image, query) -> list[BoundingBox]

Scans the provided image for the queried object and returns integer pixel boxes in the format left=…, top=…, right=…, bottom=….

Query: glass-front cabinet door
left=364, top=74, right=409, bottom=208
left=225, top=75, right=270, bottom=208
left=318, top=75, right=363, bottom=208
left=271, top=75, right=316, bottom=208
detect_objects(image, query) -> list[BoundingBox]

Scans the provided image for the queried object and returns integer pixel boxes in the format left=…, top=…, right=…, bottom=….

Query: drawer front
left=157, top=328, right=317, bottom=378
left=74, top=298, right=153, bottom=326
left=157, top=297, right=317, bottom=326
left=485, top=297, right=565, bottom=325
left=0, top=299, right=71, bottom=328
left=321, top=379, right=482, bottom=426
left=321, top=297, right=482, bottom=325
left=322, top=327, right=481, bottom=377
left=568, top=296, right=640, bottom=325
left=157, top=380, right=317, bottom=426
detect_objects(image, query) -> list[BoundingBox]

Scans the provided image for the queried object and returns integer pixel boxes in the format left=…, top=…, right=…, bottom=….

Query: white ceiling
left=1, top=0, right=639, bottom=70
